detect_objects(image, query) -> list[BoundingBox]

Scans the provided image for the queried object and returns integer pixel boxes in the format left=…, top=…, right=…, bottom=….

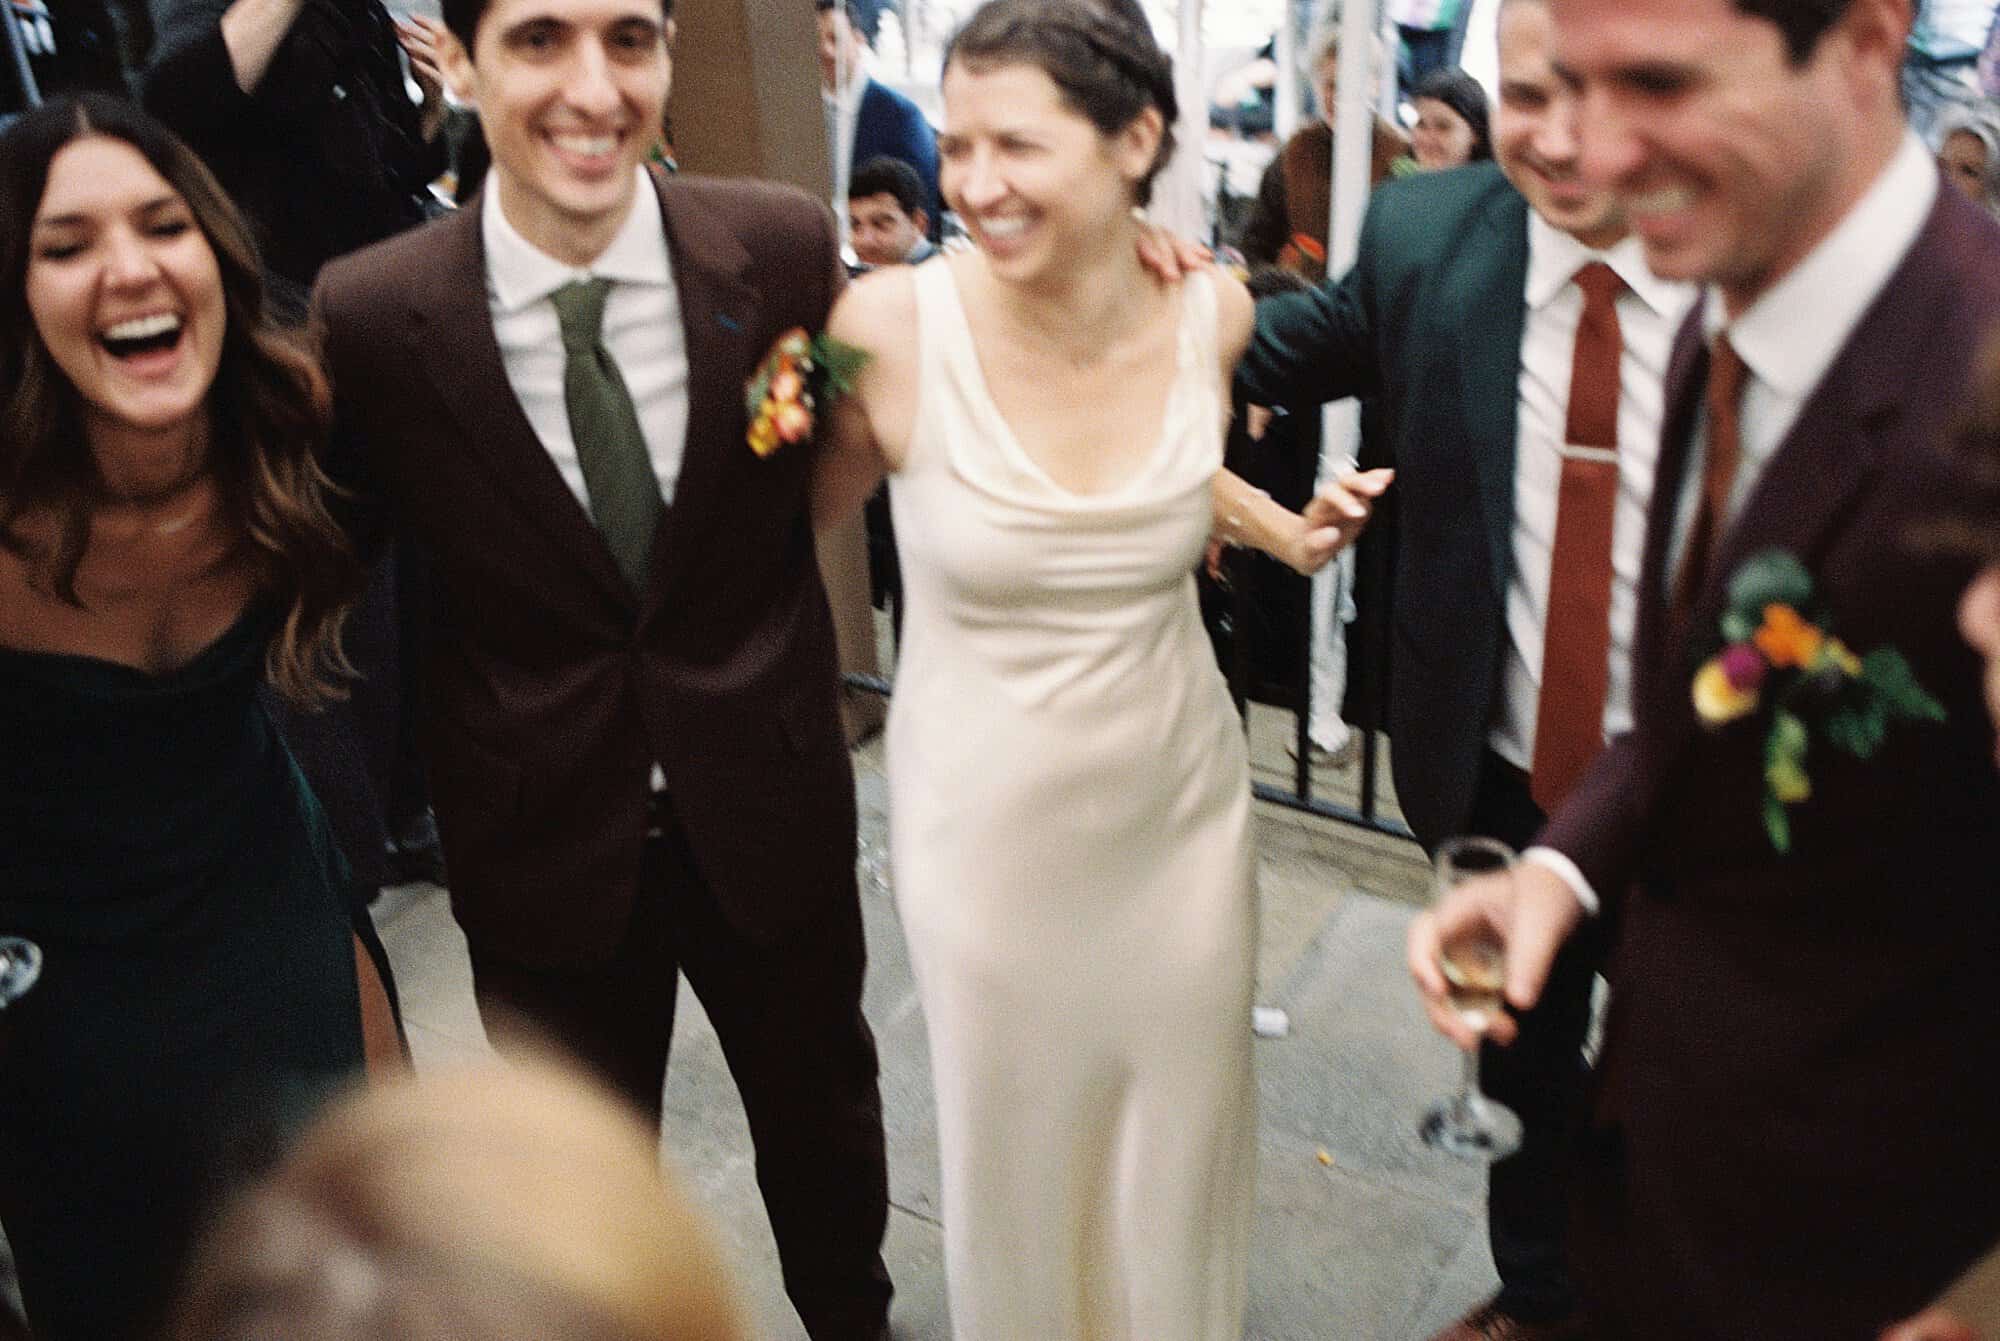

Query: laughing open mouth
left=100, top=313, right=184, bottom=358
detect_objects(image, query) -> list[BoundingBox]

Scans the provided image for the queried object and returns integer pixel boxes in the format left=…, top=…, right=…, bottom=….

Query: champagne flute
left=0, top=937, right=41, bottom=1009
left=1418, top=836, right=1524, bottom=1160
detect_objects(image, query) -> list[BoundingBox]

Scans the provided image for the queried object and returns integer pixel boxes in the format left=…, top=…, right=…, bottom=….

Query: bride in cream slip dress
left=810, top=4, right=1389, bottom=1334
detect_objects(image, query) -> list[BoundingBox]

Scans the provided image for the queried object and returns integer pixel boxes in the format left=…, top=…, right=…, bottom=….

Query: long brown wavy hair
left=0, top=93, right=359, bottom=705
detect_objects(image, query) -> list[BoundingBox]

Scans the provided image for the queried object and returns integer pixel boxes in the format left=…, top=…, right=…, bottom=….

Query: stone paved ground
left=377, top=701, right=1502, bottom=1340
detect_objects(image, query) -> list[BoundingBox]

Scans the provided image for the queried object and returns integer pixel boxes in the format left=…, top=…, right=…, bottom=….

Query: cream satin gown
left=886, top=259, right=1257, bottom=1340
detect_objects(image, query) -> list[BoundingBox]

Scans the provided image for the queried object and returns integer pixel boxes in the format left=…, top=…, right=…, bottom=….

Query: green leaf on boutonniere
left=1727, top=550, right=1816, bottom=623
left=1763, top=791, right=1791, bottom=854
left=1860, top=647, right=1947, bottom=723
left=1824, top=700, right=1887, bottom=758
left=810, top=333, right=872, bottom=400
left=1762, top=710, right=1811, bottom=854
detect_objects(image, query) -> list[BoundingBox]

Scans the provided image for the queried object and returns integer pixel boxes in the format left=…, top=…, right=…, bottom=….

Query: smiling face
left=26, top=135, right=225, bottom=460
left=938, top=59, right=1160, bottom=286
left=847, top=192, right=925, bottom=267
left=443, top=0, right=672, bottom=267
left=1548, top=0, right=1901, bottom=314
left=1412, top=96, right=1478, bottom=169
left=1492, top=0, right=1623, bottom=247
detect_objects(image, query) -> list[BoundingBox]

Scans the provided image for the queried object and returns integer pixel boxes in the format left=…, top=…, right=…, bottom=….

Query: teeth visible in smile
left=981, top=218, right=1027, bottom=239
left=554, top=133, right=617, bottom=156
left=103, top=313, right=182, bottom=341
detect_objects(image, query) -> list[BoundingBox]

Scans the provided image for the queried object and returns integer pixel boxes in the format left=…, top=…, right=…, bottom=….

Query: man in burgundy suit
left=311, top=0, right=892, bottom=1335
left=1409, top=0, right=2000, bottom=1336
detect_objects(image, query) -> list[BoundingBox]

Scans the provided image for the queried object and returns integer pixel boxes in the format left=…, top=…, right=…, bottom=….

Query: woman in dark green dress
left=0, top=94, right=393, bottom=1340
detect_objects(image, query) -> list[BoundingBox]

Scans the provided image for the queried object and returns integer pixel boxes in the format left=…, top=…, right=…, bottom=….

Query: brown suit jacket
left=1540, top=181, right=2000, bottom=1338
left=314, top=172, right=855, bottom=967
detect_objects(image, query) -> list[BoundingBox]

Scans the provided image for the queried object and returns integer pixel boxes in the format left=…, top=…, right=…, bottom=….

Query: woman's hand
left=1209, top=468, right=1393, bottom=577
left=397, top=15, right=451, bottom=139
left=1273, top=510, right=1343, bottom=576
left=1304, top=468, right=1394, bottom=555
left=1134, top=216, right=1214, bottom=283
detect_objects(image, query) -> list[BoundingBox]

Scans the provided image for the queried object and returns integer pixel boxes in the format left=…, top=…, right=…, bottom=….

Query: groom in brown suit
left=311, top=0, right=891, bottom=1334
left=1410, top=0, right=2000, bottom=1336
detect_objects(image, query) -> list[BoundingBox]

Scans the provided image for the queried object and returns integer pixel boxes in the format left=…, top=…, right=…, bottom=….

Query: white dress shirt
left=482, top=167, right=690, bottom=515
left=1535, top=130, right=1937, bottom=915
left=1664, top=130, right=1938, bottom=578
left=1490, top=216, right=1695, bottom=773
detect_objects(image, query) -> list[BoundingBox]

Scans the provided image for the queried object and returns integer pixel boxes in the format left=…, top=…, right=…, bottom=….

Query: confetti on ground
left=1316, top=1149, right=1334, bottom=1167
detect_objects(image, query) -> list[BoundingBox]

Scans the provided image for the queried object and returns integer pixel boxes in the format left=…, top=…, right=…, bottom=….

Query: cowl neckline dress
left=886, top=259, right=1257, bottom=1340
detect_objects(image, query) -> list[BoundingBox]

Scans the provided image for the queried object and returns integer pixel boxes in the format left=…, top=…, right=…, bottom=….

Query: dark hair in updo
left=945, top=0, right=1179, bottom=206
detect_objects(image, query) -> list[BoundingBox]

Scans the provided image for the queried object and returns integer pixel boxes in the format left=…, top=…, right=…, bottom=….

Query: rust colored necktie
left=1530, top=261, right=1625, bottom=815
left=1670, top=333, right=1748, bottom=633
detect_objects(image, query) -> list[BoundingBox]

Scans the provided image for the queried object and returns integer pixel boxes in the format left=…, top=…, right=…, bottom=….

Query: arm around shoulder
left=811, top=269, right=918, bottom=529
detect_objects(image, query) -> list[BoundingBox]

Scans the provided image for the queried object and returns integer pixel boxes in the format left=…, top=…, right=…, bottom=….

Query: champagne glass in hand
left=1418, top=837, right=1524, bottom=1160
left=0, top=938, right=42, bottom=1008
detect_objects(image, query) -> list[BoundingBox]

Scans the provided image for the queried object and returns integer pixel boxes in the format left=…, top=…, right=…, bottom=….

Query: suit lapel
left=1639, top=195, right=1960, bottom=738
left=645, top=171, right=761, bottom=612
left=408, top=201, right=630, bottom=606
left=1456, top=185, right=1532, bottom=601
left=1632, top=307, right=1709, bottom=715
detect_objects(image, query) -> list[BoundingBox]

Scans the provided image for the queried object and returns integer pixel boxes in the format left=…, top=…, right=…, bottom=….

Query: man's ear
left=663, top=16, right=677, bottom=49
left=912, top=208, right=930, bottom=235
left=438, top=26, right=475, bottom=105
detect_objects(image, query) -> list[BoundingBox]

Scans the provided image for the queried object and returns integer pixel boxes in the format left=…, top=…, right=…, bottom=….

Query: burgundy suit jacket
left=1539, top=181, right=2000, bottom=1338
left=314, top=172, right=854, bottom=967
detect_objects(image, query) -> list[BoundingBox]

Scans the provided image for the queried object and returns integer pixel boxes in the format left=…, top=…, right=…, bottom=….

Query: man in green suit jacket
left=1237, top=2, right=1691, bottom=1336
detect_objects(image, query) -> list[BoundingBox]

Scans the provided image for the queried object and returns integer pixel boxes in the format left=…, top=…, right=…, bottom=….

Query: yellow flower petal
left=1692, top=660, right=1759, bottom=725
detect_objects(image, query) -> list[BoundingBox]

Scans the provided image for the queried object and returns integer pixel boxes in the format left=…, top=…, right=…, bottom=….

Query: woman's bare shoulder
left=1211, top=267, right=1255, bottom=368
left=828, top=264, right=923, bottom=354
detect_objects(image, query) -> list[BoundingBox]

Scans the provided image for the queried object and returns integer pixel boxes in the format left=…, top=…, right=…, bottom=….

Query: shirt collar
left=482, top=166, right=671, bottom=313
left=1702, top=129, right=1936, bottom=399
left=1524, top=209, right=1682, bottom=318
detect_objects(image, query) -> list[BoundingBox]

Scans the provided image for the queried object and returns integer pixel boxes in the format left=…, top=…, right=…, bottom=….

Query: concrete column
left=669, top=0, right=887, bottom=743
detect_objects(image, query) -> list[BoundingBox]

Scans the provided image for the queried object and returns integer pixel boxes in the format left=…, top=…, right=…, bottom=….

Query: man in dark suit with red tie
left=311, top=0, right=892, bottom=1335
left=1239, top=1, right=1692, bottom=1333
left=1410, top=0, right=2000, bottom=1335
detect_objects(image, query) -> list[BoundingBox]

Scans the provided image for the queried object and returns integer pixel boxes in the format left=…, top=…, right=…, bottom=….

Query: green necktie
left=551, top=277, right=663, bottom=592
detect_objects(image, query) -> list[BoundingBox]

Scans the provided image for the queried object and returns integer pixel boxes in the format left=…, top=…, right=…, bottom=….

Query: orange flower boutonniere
left=1690, top=550, right=1943, bottom=853
left=745, top=328, right=871, bottom=458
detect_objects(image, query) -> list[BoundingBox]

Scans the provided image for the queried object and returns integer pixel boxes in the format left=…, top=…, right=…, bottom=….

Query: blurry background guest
left=1241, top=17, right=1408, bottom=282
left=6, top=0, right=129, bottom=100
left=0, top=94, right=394, bottom=1341
left=1408, top=65, right=1490, bottom=171
left=140, top=0, right=447, bottom=317
left=1936, top=100, right=2000, bottom=217
left=1391, top=0, right=1474, bottom=98
left=173, top=1058, right=748, bottom=1341
left=847, top=153, right=935, bottom=270
left=816, top=0, right=940, bottom=247
left=1240, top=16, right=1407, bottom=779
left=141, top=0, right=454, bottom=906
left=845, top=153, right=935, bottom=649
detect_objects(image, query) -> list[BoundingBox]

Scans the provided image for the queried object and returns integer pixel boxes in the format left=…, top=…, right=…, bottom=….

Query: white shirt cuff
left=1524, top=847, right=1601, bottom=918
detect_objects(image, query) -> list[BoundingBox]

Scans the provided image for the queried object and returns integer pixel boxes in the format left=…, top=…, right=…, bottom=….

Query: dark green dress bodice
left=0, top=604, right=367, bottom=1340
